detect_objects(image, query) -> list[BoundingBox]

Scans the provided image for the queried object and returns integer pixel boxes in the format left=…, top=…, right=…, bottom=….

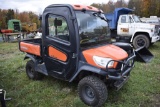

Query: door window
left=47, top=14, right=70, bottom=42
left=121, top=16, right=127, bottom=23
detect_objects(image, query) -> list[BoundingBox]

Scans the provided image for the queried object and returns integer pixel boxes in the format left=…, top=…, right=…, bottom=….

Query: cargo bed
left=19, top=38, right=42, bottom=56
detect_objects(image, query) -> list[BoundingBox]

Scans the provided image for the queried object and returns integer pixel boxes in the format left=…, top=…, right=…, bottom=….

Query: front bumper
left=151, top=35, right=159, bottom=43
left=106, top=51, right=136, bottom=80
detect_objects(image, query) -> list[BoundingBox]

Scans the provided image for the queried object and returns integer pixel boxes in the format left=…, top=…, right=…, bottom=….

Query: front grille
left=155, top=25, right=160, bottom=34
left=115, top=59, right=124, bottom=70
left=115, top=56, right=134, bottom=74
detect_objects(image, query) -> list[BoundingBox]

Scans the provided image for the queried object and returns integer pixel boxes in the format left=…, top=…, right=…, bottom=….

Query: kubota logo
left=21, top=46, right=28, bottom=50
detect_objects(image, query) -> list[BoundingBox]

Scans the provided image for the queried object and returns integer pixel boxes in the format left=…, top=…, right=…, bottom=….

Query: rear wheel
left=26, top=60, right=44, bottom=80
left=78, top=76, right=108, bottom=107
left=133, top=34, right=150, bottom=49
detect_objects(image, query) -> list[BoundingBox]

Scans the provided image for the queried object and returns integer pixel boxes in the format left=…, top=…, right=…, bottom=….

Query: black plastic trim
left=69, top=61, right=108, bottom=82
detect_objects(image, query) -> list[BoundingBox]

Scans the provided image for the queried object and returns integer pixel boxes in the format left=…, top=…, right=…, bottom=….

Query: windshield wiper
left=92, top=11, right=108, bottom=22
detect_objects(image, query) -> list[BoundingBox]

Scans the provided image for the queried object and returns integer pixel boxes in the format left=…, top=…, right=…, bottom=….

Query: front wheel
left=78, top=76, right=108, bottom=107
left=133, top=34, right=150, bottom=49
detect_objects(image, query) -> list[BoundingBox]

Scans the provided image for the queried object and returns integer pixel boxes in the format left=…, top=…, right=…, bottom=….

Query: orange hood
left=82, top=44, right=128, bottom=68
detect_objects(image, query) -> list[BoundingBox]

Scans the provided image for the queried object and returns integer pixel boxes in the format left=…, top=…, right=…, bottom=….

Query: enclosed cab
left=105, top=8, right=159, bottom=48
left=8, top=19, right=22, bottom=32
left=19, top=4, right=136, bottom=107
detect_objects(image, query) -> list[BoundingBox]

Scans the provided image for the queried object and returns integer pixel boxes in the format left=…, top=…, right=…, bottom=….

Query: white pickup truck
left=105, top=8, right=159, bottom=48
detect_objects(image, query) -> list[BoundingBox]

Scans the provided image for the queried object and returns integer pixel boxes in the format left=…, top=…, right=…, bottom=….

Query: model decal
left=121, top=28, right=129, bottom=32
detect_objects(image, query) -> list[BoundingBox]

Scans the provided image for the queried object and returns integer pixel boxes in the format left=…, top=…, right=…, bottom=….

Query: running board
left=35, top=63, right=48, bottom=76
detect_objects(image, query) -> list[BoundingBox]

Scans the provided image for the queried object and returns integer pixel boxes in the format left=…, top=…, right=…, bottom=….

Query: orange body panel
left=83, top=44, right=128, bottom=69
left=20, top=42, right=41, bottom=56
left=48, top=46, right=67, bottom=62
left=72, top=5, right=100, bottom=12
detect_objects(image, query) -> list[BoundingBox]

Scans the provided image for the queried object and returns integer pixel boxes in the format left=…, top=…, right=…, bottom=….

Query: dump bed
left=19, top=38, right=42, bottom=56
left=105, top=8, right=133, bottom=30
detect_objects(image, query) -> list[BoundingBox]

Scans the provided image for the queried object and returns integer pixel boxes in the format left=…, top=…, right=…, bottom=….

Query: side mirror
left=129, top=17, right=133, bottom=23
left=39, top=15, right=42, bottom=20
left=54, top=19, right=62, bottom=26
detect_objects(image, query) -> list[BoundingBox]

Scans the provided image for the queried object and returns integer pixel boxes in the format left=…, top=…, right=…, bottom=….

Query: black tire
left=26, top=60, right=44, bottom=80
left=78, top=76, right=108, bottom=107
left=133, top=34, right=150, bottom=49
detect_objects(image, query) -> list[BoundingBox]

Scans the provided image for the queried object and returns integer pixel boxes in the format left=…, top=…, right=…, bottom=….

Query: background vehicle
left=105, top=8, right=159, bottom=48
left=0, top=19, right=22, bottom=42
left=7, top=19, right=22, bottom=32
left=19, top=4, right=139, bottom=107
left=0, top=19, right=21, bottom=33
left=22, top=23, right=37, bottom=33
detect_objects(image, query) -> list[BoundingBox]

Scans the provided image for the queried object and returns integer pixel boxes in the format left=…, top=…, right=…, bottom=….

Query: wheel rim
left=27, top=65, right=34, bottom=78
left=82, top=85, right=95, bottom=101
left=137, top=38, right=145, bottom=47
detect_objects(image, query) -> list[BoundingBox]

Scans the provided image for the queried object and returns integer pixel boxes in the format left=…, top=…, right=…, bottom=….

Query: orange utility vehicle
left=19, top=4, right=136, bottom=107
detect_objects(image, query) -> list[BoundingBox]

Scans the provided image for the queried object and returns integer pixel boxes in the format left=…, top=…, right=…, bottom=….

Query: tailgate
left=19, top=41, right=41, bottom=56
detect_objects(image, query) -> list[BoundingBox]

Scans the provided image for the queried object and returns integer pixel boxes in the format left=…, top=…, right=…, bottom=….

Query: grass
left=0, top=42, right=160, bottom=107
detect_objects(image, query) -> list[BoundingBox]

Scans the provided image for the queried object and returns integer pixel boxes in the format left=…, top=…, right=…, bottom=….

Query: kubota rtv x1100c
left=19, top=4, right=136, bottom=107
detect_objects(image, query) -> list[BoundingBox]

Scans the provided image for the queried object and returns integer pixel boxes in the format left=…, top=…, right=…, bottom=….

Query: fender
left=130, top=29, right=151, bottom=42
left=24, top=54, right=48, bottom=76
left=69, top=61, right=108, bottom=82
left=24, top=54, right=36, bottom=63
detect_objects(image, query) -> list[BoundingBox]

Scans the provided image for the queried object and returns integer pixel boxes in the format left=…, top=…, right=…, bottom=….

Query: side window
left=121, top=16, right=126, bottom=23
left=48, top=14, right=69, bottom=42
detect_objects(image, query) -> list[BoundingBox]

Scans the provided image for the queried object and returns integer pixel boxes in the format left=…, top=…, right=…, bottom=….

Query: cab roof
left=72, top=4, right=100, bottom=12
left=45, top=4, right=101, bottom=12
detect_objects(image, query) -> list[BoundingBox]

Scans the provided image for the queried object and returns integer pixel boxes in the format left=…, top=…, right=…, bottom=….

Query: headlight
left=93, top=56, right=114, bottom=68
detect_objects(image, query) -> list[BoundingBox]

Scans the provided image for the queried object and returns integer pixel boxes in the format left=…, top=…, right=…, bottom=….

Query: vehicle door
left=42, top=6, right=78, bottom=80
left=128, top=16, right=135, bottom=35
left=117, top=15, right=130, bottom=36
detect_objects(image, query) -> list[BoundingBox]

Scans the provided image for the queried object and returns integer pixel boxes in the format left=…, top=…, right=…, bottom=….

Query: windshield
left=133, top=15, right=141, bottom=23
left=75, top=11, right=111, bottom=47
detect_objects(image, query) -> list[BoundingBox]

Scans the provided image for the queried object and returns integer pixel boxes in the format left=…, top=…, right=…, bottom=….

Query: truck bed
left=19, top=38, right=42, bottom=56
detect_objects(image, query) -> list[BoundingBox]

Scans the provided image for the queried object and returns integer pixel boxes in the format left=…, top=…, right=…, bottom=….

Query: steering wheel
left=80, top=39, right=89, bottom=43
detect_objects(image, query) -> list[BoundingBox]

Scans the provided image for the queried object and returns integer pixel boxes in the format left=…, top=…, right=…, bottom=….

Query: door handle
left=43, top=47, right=47, bottom=55
left=72, top=53, right=77, bottom=58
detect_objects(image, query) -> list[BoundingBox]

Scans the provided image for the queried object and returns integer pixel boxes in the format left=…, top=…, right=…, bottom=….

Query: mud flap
left=135, top=47, right=154, bottom=63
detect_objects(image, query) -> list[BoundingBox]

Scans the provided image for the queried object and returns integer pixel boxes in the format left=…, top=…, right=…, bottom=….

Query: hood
left=135, top=23, right=155, bottom=29
left=82, top=44, right=128, bottom=68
